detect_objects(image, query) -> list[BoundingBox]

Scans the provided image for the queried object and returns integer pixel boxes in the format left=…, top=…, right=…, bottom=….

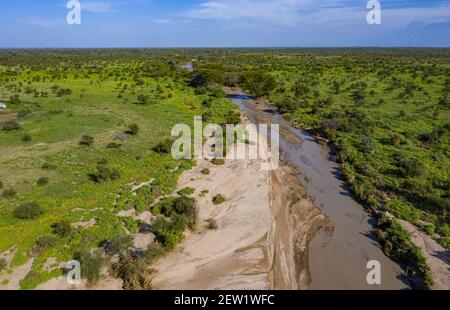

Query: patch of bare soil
left=150, top=114, right=330, bottom=290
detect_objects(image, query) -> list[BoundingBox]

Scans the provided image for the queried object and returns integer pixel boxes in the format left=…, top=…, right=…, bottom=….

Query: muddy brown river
left=230, top=93, right=410, bottom=290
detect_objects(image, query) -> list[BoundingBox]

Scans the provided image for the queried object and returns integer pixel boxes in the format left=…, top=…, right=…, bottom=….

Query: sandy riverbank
left=151, top=114, right=330, bottom=290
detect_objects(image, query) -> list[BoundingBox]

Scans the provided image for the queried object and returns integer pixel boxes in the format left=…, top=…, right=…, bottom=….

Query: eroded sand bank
left=151, top=117, right=330, bottom=290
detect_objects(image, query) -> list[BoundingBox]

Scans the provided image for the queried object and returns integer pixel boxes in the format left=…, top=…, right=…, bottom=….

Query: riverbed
left=229, top=92, right=409, bottom=290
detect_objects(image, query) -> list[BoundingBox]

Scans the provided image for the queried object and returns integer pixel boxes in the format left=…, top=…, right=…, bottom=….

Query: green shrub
left=153, top=138, right=173, bottom=154
left=37, top=177, right=49, bottom=186
left=121, top=217, right=139, bottom=234
left=110, top=255, right=152, bottom=290
left=437, top=223, right=450, bottom=237
left=151, top=216, right=186, bottom=250
left=0, top=258, right=7, bottom=271
left=399, top=158, right=425, bottom=177
left=137, top=94, right=150, bottom=105
left=0, top=180, right=3, bottom=189
left=22, top=133, right=32, bottom=142
left=92, top=162, right=120, bottom=183
left=239, top=70, right=275, bottom=98
left=52, top=220, right=75, bottom=238
left=74, top=251, right=105, bottom=284
left=132, top=196, right=148, bottom=213
left=143, top=243, right=166, bottom=264
left=199, top=189, right=209, bottom=197
left=172, top=197, right=198, bottom=227
left=206, top=218, right=219, bottom=230
left=35, top=234, right=58, bottom=251
left=389, top=133, right=407, bottom=146
left=80, top=135, right=94, bottom=146
left=377, top=217, right=433, bottom=289
left=212, top=194, right=226, bottom=205
left=127, top=123, right=140, bottom=136
left=440, top=237, right=450, bottom=249
left=13, top=202, right=44, bottom=219
left=201, top=168, right=210, bottom=175
left=152, top=196, right=175, bottom=215
left=177, top=187, right=195, bottom=196
left=386, top=200, right=422, bottom=222
left=103, top=235, right=134, bottom=255
left=211, top=158, right=225, bottom=165
left=2, top=120, right=21, bottom=131
left=367, top=196, right=379, bottom=209
left=423, top=224, right=436, bottom=235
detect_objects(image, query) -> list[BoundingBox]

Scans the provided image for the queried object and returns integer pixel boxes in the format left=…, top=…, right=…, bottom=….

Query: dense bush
left=153, top=138, right=173, bottom=154
left=211, top=158, right=225, bottom=165
left=212, top=194, right=226, bottom=205
left=150, top=196, right=198, bottom=249
left=121, top=217, right=139, bottom=234
left=35, top=234, right=58, bottom=251
left=151, top=216, right=184, bottom=249
left=390, top=133, right=407, bottom=146
left=172, top=197, right=198, bottom=227
left=386, top=200, right=422, bottom=222
left=103, top=235, right=134, bottom=255
left=201, top=168, right=210, bottom=175
left=206, top=218, right=219, bottom=230
left=142, top=243, right=166, bottom=264
left=239, top=71, right=275, bottom=98
left=377, top=216, right=433, bottom=289
left=127, top=123, right=140, bottom=136
left=177, top=187, right=195, bottom=196
left=398, top=158, right=425, bottom=177
left=13, top=202, right=44, bottom=219
left=79, top=135, right=94, bottom=146
left=52, top=220, right=75, bottom=238
left=137, top=94, right=149, bottom=105
left=74, top=251, right=105, bottom=284
left=0, top=258, right=7, bottom=271
left=22, top=133, right=32, bottom=142
left=37, top=177, right=49, bottom=186
left=111, top=255, right=152, bottom=290
left=91, top=161, right=120, bottom=183
left=2, top=120, right=21, bottom=131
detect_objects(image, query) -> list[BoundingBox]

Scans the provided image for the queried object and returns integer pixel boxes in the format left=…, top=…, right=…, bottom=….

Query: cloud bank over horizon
left=1, top=0, right=449, bottom=47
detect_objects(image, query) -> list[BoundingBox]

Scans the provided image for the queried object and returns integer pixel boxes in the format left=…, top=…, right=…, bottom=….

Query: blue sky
left=0, top=0, right=449, bottom=47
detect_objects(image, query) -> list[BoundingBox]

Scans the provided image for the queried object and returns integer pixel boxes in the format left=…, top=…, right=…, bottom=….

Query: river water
left=230, top=93, right=409, bottom=290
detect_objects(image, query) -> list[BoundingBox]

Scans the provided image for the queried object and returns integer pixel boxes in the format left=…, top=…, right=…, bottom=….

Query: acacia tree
left=239, top=71, right=275, bottom=98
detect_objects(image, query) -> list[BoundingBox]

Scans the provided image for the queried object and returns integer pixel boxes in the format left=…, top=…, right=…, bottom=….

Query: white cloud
left=19, top=18, right=64, bottom=28
left=182, top=0, right=450, bottom=29
left=154, top=18, right=172, bottom=25
left=82, top=1, right=115, bottom=13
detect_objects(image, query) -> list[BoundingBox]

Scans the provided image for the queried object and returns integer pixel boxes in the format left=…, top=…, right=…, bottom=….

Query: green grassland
left=0, top=50, right=236, bottom=289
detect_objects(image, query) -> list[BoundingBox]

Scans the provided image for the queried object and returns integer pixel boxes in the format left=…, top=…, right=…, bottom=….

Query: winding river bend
left=229, top=92, right=409, bottom=290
